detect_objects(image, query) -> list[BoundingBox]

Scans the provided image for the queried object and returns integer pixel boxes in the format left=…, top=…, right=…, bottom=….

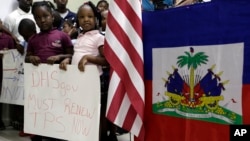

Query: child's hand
left=47, top=55, right=60, bottom=65
left=16, top=44, right=24, bottom=55
left=29, top=56, right=41, bottom=66
left=59, top=58, right=71, bottom=71
left=78, top=55, right=89, bottom=72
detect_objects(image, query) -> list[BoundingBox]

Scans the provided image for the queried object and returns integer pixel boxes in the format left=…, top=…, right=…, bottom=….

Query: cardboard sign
left=24, top=63, right=100, bottom=141
left=0, top=49, right=25, bottom=105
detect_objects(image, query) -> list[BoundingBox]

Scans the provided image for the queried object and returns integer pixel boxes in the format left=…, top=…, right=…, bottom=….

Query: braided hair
left=32, top=1, right=55, bottom=15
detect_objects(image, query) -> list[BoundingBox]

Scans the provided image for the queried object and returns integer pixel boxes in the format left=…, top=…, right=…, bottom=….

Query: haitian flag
left=142, top=0, right=250, bottom=141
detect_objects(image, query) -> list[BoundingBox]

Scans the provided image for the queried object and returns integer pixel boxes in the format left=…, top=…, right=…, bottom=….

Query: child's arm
left=78, top=55, right=107, bottom=72
left=46, top=54, right=72, bottom=64
left=59, top=57, right=71, bottom=71
left=78, top=45, right=108, bottom=72
left=47, top=46, right=73, bottom=65
left=98, top=45, right=109, bottom=66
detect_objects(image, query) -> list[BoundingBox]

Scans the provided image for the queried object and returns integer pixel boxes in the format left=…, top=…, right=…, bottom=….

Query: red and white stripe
left=104, top=0, right=145, bottom=140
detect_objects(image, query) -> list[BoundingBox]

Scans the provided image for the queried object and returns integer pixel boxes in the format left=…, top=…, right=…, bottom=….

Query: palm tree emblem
left=177, top=47, right=208, bottom=102
left=158, top=47, right=238, bottom=124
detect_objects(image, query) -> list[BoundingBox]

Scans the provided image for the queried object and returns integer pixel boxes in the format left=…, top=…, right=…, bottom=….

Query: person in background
left=62, top=19, right=78, bottom=40
left=142, top=0, right=155, bottom=11
left=96, top=0, right=109, bottom=13
left=53, top=0, right=76, bottom=30
left=3, top=0, right=38, bottom=43
left=18, top=18, right=37, bottom=45
left=100, top=9, right=108, bottom=33
left=17, top=18, right=37, bottom=137
left=0, top=20, right=16, bottom=131
left=175, top=0, right=203, bottom=7
left=52, top=10, right=64, bottom=30
left=3, top=0, right=37, bottom=136
left=152, top=0, right=172, bottom=9
left=26, top=1, right=73, bottom=140
left=43, top=1, right=64, bottom=30
left=2, top=0, right=38, bottom=136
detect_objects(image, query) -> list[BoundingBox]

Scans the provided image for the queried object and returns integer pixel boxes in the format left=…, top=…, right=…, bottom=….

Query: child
left=60, top=1, right=107, bottom=71
left=25, top=1, right=73, bottom=141
left=18, top=18, right=37, bottom=45
left=96, top=0, right=109, bottom=13
left=59, top=2, right=115, bottom=141
left=62, top=19, right=78, bottom=40
left=3, top=0, right=35, bottom=42
left=53, top=0, right=77, bottom=30
left=100, top=9, right=108, bottom=33
left=0, top=19, right=16, bottom=131
left=52, top=10, right=63, bottom=30
left=18, top=18, right=37, bottom=137
left=25, top=1, right=73, bottom=66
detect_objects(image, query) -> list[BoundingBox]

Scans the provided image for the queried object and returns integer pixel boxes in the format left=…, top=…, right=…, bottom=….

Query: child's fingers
left=78, top=60, right=85, bottom=72
left=78, top=64, right=85, bottom=72
left=31, top=56, right=40, bottom=66
left=59, top=63, right=67, bottom=71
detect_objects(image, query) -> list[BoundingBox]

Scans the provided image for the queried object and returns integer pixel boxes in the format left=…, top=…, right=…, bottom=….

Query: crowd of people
left=0, top=0, right=125, bottom=141
left=142, top=0, right=208, bottom=10
left=0, top=0, right=210, bottom=141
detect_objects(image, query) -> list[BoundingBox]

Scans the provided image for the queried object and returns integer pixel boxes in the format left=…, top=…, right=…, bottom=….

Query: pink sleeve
left=96, top=34, right=105, bottom=48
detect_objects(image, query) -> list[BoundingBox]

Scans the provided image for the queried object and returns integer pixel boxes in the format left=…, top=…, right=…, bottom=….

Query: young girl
left=62, top=19, right=78, bottom=40
left=60, top=1, right=107, bottom=71
left=25, top=1, right=73, bottom=67
left=59, top=2, right=115, bottom=141
left=25, top=1, right=73, bottom=141
left=96, top=0, right=109, bottom=13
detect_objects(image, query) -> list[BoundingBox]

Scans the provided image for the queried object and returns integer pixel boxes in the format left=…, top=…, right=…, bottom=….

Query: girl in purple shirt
left=25, top=1, right=73, bottom=141
left=25, top=1, right=73, bottom=66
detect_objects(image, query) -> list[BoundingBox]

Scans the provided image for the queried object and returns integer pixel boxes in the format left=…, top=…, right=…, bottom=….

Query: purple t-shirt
left=0, top=32, right=15, bottom=50
left=27, top=29, right=73, bottom=63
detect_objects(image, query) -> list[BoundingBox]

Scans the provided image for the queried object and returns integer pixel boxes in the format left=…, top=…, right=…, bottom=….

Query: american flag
left=103, top=0, right=145, bottom=140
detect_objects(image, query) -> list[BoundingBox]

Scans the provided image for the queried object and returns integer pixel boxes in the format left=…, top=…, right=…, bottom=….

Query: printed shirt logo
left=51, top=40, right=62, bottom=47
left=153, top=45, right=243, bottom=125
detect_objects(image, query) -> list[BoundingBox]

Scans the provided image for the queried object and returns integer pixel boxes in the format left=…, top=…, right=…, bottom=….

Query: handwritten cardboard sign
left=24, top=63, right=100, bottom=141
left=0, top=49, right=25, bottom=105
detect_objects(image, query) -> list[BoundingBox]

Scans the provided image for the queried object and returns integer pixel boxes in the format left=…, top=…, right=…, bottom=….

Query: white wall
left=0, top=0, right=18, bottom=20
